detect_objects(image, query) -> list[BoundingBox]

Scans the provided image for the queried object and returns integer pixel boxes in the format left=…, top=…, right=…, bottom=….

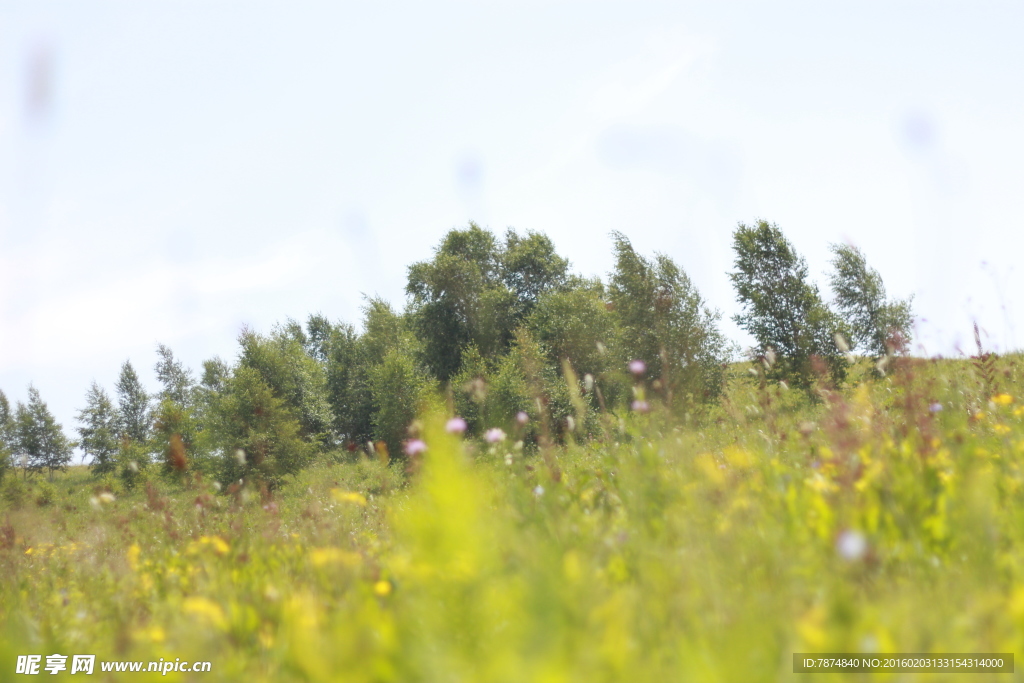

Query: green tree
left=14, top=386, right=73, bottom=480
left=729, top=220, right=845, bottom=388
left=324, top=321, right=374, bottom=447
left=155, top=343, right=196, bottom=406
left=406, top=224, right=569, bottom=381
left=214, top=366, right=313, bottom=487
left=115, top=361, right=152, bottom=444
left=369, top=347, right=435, bottom=457
left=76, top=381, right=120, bottom=474
left=0, top=389, right=12, bottom=481
left=238, top=324, right=334, bottom=446
left=828, top=243, right=913, bottom=356
left=529, top=279, right=614, bottom=381
left=610, top=233, right=729, bottom=406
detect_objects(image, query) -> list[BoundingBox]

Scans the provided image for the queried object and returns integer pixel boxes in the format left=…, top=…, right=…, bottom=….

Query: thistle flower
left=445, top=417, right=467, bottom=435
left=404, top=439, right=427, bottom=457
left=484, top=428, right=506, bottom=443
left=631, top=400, right=650, bottom=413
left=628, top=359, right=646, bottom=376
left=515, top=411, right=529, bottom=425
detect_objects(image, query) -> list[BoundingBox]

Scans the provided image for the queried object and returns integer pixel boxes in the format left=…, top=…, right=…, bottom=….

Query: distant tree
left=214, top=366, right=313, bottom=488
left=324, top=321, right=374, bottom=447
left=369, top=347, right=435, bottom=457
left=155, top=344, right=196, bottom=406
left=828, top=243, right=913, bottom=356
left=729, top=220, right=846, bottom=389
left=529, top=278, right=614, bottom=381
left=406, top=224, right=570, bottom=381
left=610, top=233, right=729, bottom=405
left=14, top=386, right=73, bottom=480
left=115, top=361, right=152, bottom=444
left=499, top=229, right=570, bottom=313
left=0, top=389, right=12, bottom=480
left=237, top=324, right=333, bottom=446
left=76, top=381, right=120, bottom=474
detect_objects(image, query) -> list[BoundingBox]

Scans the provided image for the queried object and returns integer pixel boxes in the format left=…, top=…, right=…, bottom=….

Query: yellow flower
left=994, top=424, right=1012, bottom=435
left=330, top=489, right=367, bottom=506
left=182, top=596, right=227, bottom=630
left=187, top=536, right=230, bottom=556
left=127, top=544, right=141, bottom=571
left=992, top=394, right=1014, bottom=406
left=309, top=547, right=361, bottom=568
left=373, top=580, right=392, bottom=597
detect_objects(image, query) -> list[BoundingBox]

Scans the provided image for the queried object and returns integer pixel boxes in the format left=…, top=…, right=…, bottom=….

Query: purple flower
left=403, top=439, right=427, bottom=456
left=484, top=428, right=506, bottom=444
left=631, top=400, right=650, bottom=413
left=515, top=411, right=529, bottom=425
left=929, top=402, right=943, bottom=413
left=446, top=417, right=468, bottom=434
left=628, top=359, right=647, bottom=376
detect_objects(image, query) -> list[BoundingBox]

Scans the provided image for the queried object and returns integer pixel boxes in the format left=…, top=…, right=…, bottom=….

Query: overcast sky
left=2, top=1, right=1022, bottom=440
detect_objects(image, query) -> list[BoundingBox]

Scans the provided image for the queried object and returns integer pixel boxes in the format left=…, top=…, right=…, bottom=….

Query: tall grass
left=2, top=356, right=1023, bottom=681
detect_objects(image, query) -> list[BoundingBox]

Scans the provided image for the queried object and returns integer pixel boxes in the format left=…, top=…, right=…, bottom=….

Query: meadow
left=3, top=354, right=1023, bottom=682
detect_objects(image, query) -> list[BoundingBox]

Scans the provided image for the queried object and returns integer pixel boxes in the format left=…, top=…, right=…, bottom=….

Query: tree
left=155, top=344, right=196, bottom=406
left=14, top=386, right=73, bottom=479
left=610, top=233, right=729, bottom=405
left=0, top=389, right=12, bottom=481
left=76, top=382, right=120, bottom=474
left=237, top=324, right=334, bottom=446
left=115, top=361, right=152, bottom=444
left=828, top=243, right=913, bottom=357
left=213, top=366, right=313, bottom=487
left=369, top=347, right=435, bottom=457
left=406, top=224, right=570, bottom=381
left=729, top=220, right=846, bottom=388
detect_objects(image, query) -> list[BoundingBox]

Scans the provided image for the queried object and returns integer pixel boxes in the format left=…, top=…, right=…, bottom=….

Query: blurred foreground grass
left=3, top=357, right=1024, bottom=681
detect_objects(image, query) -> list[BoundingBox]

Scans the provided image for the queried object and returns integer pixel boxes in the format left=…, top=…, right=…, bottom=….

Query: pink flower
left=446, top=417, right=468, bottom=434
left=631, top=400, right=650, bottom=413
left=515, top=411, right=529, bottom=425
left=403, top=439, right=427, bottom=456
left=628, top=359, right=646, bottom=376
left=484, top=428, right=506, bottom=443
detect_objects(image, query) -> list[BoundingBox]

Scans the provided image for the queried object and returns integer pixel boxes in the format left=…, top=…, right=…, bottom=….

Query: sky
left=1, top=1, right=1023, bottom=442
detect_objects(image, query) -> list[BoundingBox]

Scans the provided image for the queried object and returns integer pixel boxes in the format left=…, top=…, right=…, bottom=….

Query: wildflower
left=533, top=485, right=545, bottom=497
left=404, top=439, right=427, bottom=457
left=836, top=530, right=867, bottom=561
left=929, top=402, right=943, bottom=413
left=631, top=400, right=650, bottom=413
left=182, top=597, right=227, bottom=630
left=445, top=417, right=467, bottom=435
left=484, top=428, right=506, bottom=443
left=374, top=580, right=392, bottom=597
left=993, top=394, right=1014, bottom=406
left=331, top=490, right=368, bottom=506
left=515, top=411, right=529, bottom=425
left=628, top=359, right=646, bottom=376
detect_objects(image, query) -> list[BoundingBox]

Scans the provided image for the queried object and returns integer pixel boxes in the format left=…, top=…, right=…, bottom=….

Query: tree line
left=0, top=220, right=912, bottom=487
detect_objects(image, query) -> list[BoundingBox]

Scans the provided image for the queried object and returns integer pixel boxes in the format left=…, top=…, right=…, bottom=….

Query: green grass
left=3, top=356, right=1024, bottom=681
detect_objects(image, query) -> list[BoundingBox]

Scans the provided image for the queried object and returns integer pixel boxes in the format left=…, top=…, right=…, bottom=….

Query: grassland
left=3, top=356, right=1024, bottom=681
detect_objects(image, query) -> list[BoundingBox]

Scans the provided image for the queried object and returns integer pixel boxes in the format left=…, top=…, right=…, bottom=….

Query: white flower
left=836, top=530, right=867, bottom=561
